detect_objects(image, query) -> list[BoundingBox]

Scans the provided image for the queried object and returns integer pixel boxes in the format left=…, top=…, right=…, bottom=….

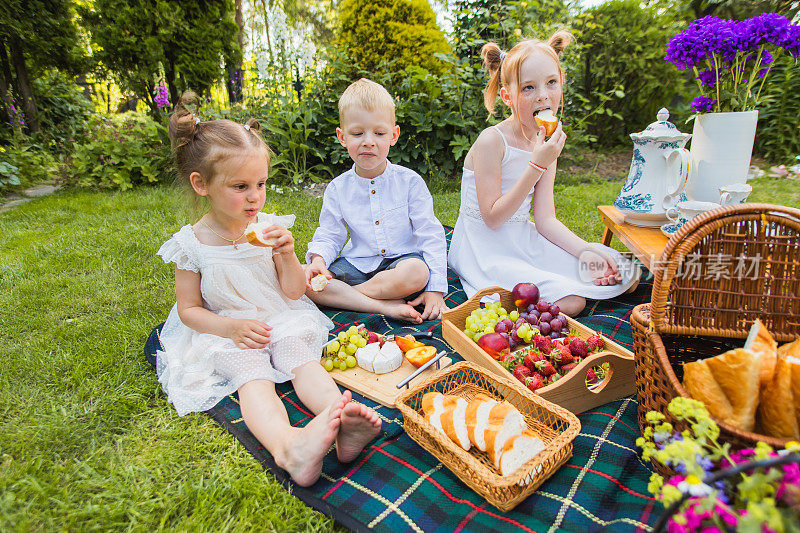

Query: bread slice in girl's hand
left=244, top=221, right=277, bottom=246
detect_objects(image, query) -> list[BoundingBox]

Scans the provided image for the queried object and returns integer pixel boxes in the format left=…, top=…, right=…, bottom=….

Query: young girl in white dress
left=156, top=92, right=381, bottom=487
left=448, top=32, right=638, bottom=315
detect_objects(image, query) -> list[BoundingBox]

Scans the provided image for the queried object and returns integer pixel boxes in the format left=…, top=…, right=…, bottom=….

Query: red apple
left=512, top=282, right=540, bottom=309
left=477, top=333, right=510, bottom=360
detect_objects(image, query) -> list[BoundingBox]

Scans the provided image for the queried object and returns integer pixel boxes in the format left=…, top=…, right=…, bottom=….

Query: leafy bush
left=0, top=136, right=58, bottom=193
left=570, top=0, right=690, bottom=145
left=755, top=54, right=800, bottom=163
left=335, top=0, right=450, bottom=78
left=32, top=70, right=93, bottom=152
left=68, top=112, right=171, bottom=190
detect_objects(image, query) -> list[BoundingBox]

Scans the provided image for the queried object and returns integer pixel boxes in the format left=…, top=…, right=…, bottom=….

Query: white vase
left=684, top=110, right=758, bottom=203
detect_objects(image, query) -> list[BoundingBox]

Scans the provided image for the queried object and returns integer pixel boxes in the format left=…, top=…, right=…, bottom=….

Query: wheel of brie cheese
left=356, top=341, right=403, bottom=374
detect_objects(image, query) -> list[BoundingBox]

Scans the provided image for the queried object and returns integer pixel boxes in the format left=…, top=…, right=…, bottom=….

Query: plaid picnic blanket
left=144, top=227, right=663, bottom=532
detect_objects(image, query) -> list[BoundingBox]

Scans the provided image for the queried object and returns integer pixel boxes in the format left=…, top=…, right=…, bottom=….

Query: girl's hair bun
left=548, top=30, right=573, bottom=55
left=169, top=91, right=200, bottom=148
left=481, top=42, right=503, bottom=73
left=244, top=118, right=261, bottom=134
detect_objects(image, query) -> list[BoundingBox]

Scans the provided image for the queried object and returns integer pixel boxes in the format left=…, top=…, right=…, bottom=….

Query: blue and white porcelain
left=719, top=183, right=752, bottom=206
left=614, top=108, right=692, bottom=228
left=661, top=220, right=686, bottom=237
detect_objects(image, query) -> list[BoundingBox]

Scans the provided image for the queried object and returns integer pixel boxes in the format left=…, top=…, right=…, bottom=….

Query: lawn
left=1, top=175, right=798, bottom=530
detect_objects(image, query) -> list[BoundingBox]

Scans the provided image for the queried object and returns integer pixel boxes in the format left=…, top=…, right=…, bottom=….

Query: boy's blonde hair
left=481, top=30, right=573, bottom=116
left=338, top=78, right=396, bottom=125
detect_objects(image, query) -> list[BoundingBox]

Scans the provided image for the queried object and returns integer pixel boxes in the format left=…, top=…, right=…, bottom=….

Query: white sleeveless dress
left=155, top=212, right=333, bottom=416
left=448, top=127, right=638, bottom=301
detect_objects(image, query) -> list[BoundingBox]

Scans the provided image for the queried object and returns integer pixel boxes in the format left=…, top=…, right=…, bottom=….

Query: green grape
left=498, top=307, right=507, bottom=315
left=464, top=328, right=475, bottom=337
left=324, top=359, right=335, bottom=372
left=349, top=334, right=361, bottom=345
left=347, top=325, right=359, bottom=337
left=345, top=356, right=357, bottom=368
left=345, top=343, right=357, bottom=355
left=509, top=310, right=520, bottom=321
left=473, top=332, right=484, bottom=342
left=338, top=349, right=347, bottom=360
left=356, top=337, right=367, bottom=348
left=338, top=360, right=348, bottom=371
left=327, top=340, right=340, bottom=355
left=338, top=331, right=348, bottom=343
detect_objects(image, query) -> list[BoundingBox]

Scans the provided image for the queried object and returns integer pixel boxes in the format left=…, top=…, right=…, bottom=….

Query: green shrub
left=335, top=0, right=450, bottom=78
left=32, top=70, right=93, bottom=152
left=755, top=54, right=800, bottom=163
left=68, top=112, right=171, bottom=190
left=570, top=0, right=689, bottom=145
left=0, top=136, right=59, bottom=193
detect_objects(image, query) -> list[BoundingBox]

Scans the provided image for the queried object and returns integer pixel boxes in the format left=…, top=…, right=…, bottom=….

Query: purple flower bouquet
left=665, top=13, right=800, bottom=114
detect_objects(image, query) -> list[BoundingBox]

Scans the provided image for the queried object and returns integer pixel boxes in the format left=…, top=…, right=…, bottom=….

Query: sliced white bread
left=499, top=430, right=546, bottom=476
left=244, top=220, right=277, bottom=246
left=484, top=402, right=527, bottom=468
left=440, top=397, right=471, bottom=451
left=422, top=392, right=457, bottom=436
left=465, top=393, right=498, bottom=452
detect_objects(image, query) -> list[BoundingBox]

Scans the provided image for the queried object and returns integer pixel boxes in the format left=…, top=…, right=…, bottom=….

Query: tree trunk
left=226, top=0, right=245, bottom=103
left=261, top=0, right=274, bottom=64
left=8, top=33, right=40, bottom=133
left=0, top=41, right=16, bottom=127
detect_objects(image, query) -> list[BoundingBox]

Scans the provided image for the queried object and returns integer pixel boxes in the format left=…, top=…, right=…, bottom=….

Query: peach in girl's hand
left=534, top=109, right=559, bottom=136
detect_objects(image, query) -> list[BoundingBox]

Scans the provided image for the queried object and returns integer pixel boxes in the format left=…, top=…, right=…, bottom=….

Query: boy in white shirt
left=304, top=78, right=447, bottom=322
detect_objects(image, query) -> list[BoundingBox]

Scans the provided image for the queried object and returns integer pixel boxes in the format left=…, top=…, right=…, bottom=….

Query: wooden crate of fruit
left=442, top=286, right=635, bottom=414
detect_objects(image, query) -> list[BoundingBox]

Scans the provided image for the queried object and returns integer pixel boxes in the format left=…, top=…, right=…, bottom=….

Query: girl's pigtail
left=244, top=118, right=262, bottom=135
left=169, top=90, right=200, bottom=149
left=547, top=30, right=573, bottom=56
left=481, top=43, right=504, bottom=115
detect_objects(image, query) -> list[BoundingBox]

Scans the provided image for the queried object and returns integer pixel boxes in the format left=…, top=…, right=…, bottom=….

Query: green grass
left=1, top=176, right=798, bottom=530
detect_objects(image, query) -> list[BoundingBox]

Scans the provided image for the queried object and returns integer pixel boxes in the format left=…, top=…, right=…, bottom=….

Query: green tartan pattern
left=145, top=226, right=663, bottom=531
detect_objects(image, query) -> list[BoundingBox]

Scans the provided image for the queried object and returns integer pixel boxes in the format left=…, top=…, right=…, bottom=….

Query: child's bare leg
left=307, top=279, right=422, bottom=323
left=353, top=259, right=429, bottom=300
left=555, top=295, right=586, bottom=317
left=292, top=363, right=381, bottom=463
left=238, top=379, right=346, bottom=487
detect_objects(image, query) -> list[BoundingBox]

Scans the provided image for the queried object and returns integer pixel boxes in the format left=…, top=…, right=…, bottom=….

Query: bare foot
left=337, top=390, right=382, bottom=462
left=279, top=395, right=346, bottom=487
left=382, top=299, right=422, bottom=323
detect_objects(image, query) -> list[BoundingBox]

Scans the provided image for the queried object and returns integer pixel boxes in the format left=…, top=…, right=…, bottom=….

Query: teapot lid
left=630, top=108, right=691, bottom=142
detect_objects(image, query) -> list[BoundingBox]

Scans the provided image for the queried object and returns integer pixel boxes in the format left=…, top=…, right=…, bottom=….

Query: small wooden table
left=597, top=205, right=670, bottom=271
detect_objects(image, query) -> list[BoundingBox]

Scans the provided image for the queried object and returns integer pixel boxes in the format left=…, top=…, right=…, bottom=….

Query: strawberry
left=552, top=340, right=564, bottom=350
left=535, top=360, right=557, bottom=377
left=551, top=345, right=574, bottom=365
left=568, top=339, right=588, bottom=359
left=525, top=375, right=545, bottom=392
left=548, top=372, right=563, bottom=384
left=586, top=334, right=605, bottom=352
left=560, top=362, right=578, bottom=373
left=499, top=352, right=517, bottom=371
left=512, top=364, right=532, bottom=382
left=531, top=371, right=545, bottom=382
left=586, top=367, right=598, bottom=384
left=535, top=334, right=552, bottom=354
left=524, top=350, right=544, bottom=370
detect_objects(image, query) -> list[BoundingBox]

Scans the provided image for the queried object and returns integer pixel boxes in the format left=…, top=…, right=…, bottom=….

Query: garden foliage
left=68, top=113, right=171, bottom=191
left=335, top=0, right=451, bottom=78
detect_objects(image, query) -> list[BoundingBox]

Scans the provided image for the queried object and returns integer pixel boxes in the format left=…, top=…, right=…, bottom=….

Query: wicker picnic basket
left=631, top=203, right=800, bottom=463
left=395, top=361, right=581, bottom=512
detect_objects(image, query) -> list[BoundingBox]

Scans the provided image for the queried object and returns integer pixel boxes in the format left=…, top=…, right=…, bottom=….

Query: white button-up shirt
left=306, top=162, right=448, bottom=293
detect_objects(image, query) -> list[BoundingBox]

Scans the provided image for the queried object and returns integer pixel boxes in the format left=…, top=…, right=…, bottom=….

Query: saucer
left=661, top=221, right=683, bottom=237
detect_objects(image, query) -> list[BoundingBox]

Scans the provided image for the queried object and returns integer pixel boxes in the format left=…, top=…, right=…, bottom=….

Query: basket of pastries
left=395, top=361, right=580, bottom=511
left=631, top=203, right=800, bottom=472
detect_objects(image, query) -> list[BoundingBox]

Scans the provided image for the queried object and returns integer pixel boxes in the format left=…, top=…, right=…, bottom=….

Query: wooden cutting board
left=329, top=355, right=453, bottom=408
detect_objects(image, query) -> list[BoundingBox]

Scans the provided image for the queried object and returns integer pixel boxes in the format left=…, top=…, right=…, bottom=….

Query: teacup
left=719, top=183, right=752, bottom=206
left=666, top=200, right=722, bottom=228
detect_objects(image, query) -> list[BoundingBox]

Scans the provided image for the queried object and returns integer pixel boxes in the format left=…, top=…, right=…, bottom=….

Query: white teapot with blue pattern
left=614, top=108, right=691, bottom=227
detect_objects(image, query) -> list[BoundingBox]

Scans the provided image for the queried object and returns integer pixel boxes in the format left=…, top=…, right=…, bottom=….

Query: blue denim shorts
left=329, top=252, right=428, bottom=300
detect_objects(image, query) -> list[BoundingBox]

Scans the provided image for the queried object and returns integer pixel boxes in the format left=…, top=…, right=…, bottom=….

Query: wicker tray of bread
left=395, top=361, right=580, bottom=511
left=442, top=286, right=636, bottom=414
